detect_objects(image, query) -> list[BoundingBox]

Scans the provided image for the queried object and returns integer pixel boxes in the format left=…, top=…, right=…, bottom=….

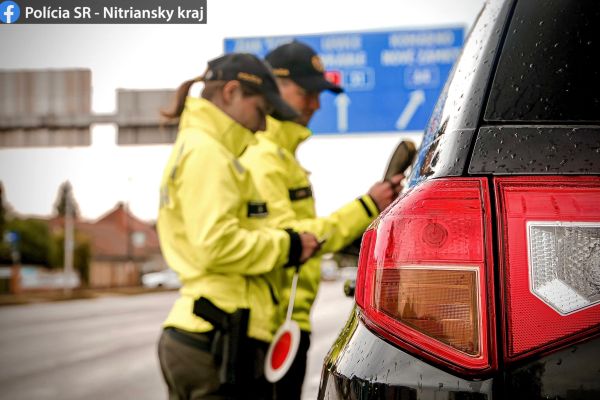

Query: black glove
left=284, top=228, right=302, bottom=268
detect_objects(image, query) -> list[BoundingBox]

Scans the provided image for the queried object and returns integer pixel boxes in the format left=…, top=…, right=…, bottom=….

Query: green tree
left=0, top=183, right=21, bottom=266
left=0, top=181, right=6, bottom=236
left=0, top=241, right=9, bottom=264
left=0, top=218, right=52, bottom=266
left=0, top=182, right=8, bottom=262
left=53, top=181, right=80, bottom=219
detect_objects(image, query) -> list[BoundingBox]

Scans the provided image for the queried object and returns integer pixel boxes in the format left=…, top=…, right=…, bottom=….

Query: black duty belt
left=165, top=327, right=214, bottom=353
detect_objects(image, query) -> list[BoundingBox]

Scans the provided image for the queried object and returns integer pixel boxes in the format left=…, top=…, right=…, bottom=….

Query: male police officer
left=157, top=53, right=321, bottom=400
left=241, top=42, right=403, bottom=399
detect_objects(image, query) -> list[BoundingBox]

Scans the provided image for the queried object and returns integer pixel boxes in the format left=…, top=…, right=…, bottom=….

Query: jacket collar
left=260, top=116, right=312, bottom=154
left=178, top=97, right=256, bottom=157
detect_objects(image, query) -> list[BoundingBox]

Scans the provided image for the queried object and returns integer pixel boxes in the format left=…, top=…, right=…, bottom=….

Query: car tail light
left=356, top=178, right=496, bottom=373
left=495, top=176, right=600, bottom=361
left=355, top=228, right=375, bottom=310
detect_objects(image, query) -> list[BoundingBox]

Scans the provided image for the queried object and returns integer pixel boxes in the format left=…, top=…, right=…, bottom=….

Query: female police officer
left=157, top=53, right=320, bottom=400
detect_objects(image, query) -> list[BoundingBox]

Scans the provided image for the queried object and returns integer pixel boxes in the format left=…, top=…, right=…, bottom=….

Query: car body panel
left=319, top=0, right=600, bottom=397
left=320, top=310, right=493, bottom=399
left=408, top=0, right=513, bottom=187
left=483, top=0, right=600, bottom=124
left=320, top=310, right=600, bottom=400
left=469, top=126, right=600, bottom=175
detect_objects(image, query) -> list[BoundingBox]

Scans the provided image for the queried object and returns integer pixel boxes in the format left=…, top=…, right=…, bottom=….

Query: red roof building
left=50, top=203, right=164, bottom=288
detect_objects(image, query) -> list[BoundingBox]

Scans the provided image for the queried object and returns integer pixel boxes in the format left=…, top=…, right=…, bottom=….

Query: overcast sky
left=0, top=0, right=484, bottom=222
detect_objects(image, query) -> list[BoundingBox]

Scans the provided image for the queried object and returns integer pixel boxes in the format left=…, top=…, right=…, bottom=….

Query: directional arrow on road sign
left=335, top=93, right=351, bottom=132
left=395, top=90, right=425, bottom=130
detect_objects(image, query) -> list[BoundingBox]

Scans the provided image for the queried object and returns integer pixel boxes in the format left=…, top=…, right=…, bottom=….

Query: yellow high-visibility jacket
left=158, top=98, right=291, bottom=343
left=241, top=116, right=379, bottom=332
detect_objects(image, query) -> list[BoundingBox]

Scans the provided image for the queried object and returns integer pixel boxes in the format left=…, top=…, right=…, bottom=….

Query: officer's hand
left=299, top=232, right=321, bottom=264
left=367, top=174, right=404, bottom=212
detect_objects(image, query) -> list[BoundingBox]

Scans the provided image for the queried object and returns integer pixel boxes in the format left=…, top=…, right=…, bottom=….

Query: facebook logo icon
left=0, top=1, right=20, bottom=24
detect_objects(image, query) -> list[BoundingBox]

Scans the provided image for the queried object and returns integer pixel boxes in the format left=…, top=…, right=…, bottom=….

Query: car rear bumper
left=318, top=308, right=600, bottom=400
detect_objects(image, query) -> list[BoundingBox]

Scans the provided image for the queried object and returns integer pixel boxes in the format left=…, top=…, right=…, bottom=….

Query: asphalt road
left=0, top=280, right=354, bottom=400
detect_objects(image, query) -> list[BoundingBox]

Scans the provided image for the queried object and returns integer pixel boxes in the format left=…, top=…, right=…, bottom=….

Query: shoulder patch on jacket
left=277, top=147, right=287, bottom=161
left=169, top=143, right=186, bottom=181
left=289, top=186, right=313, bottom=201
left=247, top=201, right=268, bottom=218
left=232, top=158, right=245, bottom=174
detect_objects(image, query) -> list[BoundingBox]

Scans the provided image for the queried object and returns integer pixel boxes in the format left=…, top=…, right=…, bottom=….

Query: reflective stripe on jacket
left=158, top=98, right=290, bottom=342
left=240, top=116, right=379, bottom=332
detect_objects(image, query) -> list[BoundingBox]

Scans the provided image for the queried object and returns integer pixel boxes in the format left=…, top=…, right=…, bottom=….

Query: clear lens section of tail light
left=528, top=222, right=600, bottom=315
left=495, top=176, right=600, bottom=361
left=357, top=178, right=495, bottom=373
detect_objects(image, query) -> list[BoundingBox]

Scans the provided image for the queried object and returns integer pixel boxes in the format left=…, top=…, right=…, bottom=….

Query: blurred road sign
left=225, top=27, right=464, bottom=135
left=0, top=70, right=178, bottom=146
left=4, top=231, right=19, bottom=245
left=115, top=89, right=178, bottom=145
left=4, top=231, right=21, bottom=266
left=0, top=69, right=92, bottom=147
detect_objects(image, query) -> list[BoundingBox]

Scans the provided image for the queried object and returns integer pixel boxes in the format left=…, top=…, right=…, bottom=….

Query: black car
left=319, top=0, right=600, bottom=398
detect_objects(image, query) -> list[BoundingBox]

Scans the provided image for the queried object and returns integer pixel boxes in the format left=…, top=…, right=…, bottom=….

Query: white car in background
left=141, top=269, right=181, bottom=289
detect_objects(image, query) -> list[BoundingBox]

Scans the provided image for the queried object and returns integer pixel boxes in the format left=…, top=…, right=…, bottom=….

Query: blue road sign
left=225, top=27, right=464, bottom=135
left=4, top=230, right=19, bottom=245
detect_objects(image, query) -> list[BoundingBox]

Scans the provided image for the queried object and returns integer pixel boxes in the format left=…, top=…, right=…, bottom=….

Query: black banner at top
left=0, top=0, right=207, bottom=24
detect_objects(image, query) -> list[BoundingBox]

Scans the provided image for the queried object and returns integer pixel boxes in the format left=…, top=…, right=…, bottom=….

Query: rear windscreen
left=484, top=0, right=600, bottom=123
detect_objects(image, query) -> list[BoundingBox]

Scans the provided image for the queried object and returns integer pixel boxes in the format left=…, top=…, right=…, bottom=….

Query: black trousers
left=274, top=330, right=311, bottom=400
left=158, top=328, right=273, bottom=400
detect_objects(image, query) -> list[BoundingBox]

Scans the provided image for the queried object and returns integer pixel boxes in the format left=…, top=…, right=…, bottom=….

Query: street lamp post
left=63, top=187, right=75, bottom=295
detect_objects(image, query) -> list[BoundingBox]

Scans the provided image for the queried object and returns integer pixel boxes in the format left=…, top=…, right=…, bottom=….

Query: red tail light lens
left=495, top=176, right=600, bottom=361
left=356, top=178, right=496, bottom=373
left=355, top=228, right=375, bottom=310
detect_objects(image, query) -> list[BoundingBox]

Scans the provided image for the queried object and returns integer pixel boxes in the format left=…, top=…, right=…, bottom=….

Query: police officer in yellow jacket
left=157, top=53, right=321, bottom=400
left=240, top=42, right=404, bottom=399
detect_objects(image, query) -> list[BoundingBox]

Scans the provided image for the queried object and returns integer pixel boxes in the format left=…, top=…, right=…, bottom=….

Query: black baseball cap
left=265, top=41, right=343, bottom=94
left=203, top=53, right=299, bottom=121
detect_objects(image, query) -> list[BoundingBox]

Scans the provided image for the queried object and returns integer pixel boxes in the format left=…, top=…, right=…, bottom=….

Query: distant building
left=50, top=202, right=166, bottom=288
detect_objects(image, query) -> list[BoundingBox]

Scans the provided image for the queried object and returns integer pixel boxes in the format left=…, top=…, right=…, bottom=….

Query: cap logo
left=237, top=72, right=263, bottom=85
left=311, top=56, right=325, bottom=73
left=204, top=69, right=214, bottom=80
left=272, top=68, right=290, bottom=77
